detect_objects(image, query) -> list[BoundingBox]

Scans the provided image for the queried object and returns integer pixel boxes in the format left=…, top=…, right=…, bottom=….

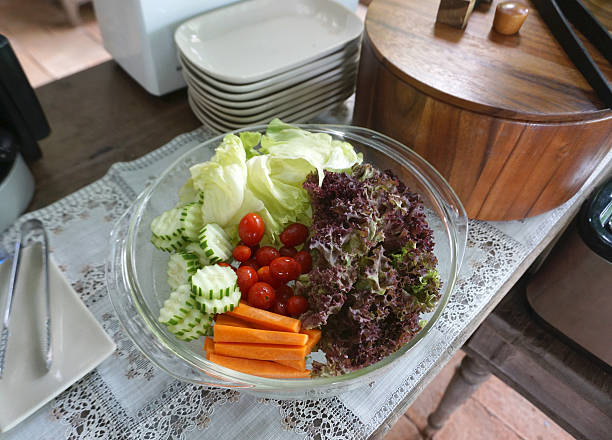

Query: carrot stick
left=302, top=329, right=322, bottom=354
left=203, top=336, right=215, bottom=353
left=227, top=302, right=301, bottom=333
left=214, top=341, right=307, bottom=360
left=275, top=358, right=306, bottom=371
left=207, top=353, right=311, bottom=379
left=215, top=314, right=254, bottom=328
left=214, top=324, right=308, bottom=346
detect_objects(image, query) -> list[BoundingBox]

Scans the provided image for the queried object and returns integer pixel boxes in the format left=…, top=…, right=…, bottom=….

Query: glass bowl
left=106, top=124, right=467, bottom=399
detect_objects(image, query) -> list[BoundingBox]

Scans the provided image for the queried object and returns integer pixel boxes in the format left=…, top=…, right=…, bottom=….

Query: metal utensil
left=0, top=219, right=51, bottom=378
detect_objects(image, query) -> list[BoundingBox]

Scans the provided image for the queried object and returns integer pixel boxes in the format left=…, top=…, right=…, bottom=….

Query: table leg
left=423, top=355, right=491, bottom=439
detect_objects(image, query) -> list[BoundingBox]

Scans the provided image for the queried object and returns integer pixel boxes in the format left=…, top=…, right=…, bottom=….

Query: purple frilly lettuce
left=296, top=164, right=440, bottom=375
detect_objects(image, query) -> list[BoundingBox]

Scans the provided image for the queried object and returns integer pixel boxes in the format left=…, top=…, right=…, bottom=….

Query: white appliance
left=92, top=0, right=359, bottom=96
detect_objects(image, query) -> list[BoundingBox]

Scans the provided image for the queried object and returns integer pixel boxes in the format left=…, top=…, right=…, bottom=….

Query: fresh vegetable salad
left=150, top=119, right=440, bottom=378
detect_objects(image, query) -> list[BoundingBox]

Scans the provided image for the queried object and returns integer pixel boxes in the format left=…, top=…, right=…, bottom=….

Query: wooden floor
left=0, top=1, right=575, bottom=439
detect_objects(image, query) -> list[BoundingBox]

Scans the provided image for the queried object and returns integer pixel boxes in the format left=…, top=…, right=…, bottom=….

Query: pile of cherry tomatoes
left=222, top=213, right=312, bottom=316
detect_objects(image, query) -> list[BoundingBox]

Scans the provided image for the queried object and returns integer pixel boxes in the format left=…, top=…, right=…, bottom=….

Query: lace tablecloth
left=2, top=116, right=611, bottom=440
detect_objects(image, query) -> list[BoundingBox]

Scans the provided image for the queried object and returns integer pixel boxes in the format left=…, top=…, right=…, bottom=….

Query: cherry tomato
left=280, top=223, right=308, bottom=247
left=275, top=284, right=294, bottom=302
left=232, top=245, right=251, bottom=262
left=257, top=265, right=282, bottom=288
left=294, top=250, right=313, bottom=274
left=255, top=246, right=280, bottom=267
left=272, top=300, right=288, bottom=316
left=269, top=256, right=301, bottom=283
left=247, top=282, right=276, bottom=310
left=236, top=266, right=258, bottom=299
left=239, top=258, right=260, bottom=271
left=279, top=246, right=297, bottom=258
left=287, top=295, right=309, bottom=316
left=217, top=262, right=236, bottom=272
left=238, top=213, right=265, bottom=246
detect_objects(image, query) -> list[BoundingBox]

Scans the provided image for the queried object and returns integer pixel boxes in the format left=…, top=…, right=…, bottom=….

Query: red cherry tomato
left=239, top=258, right=260, bottom=271
left=287, top=295, right=309, bottom=316
left=238, top=213, right=265, bottom=246
left=279, top=246, right=297, bottom=258
left=232, top=245, right=251, bottom=262
left=294, top=250, right=313, bottom=274
left=257, top=265, right=282, bottom=288
left=236, top=266, right=258, bottom=300
left=247, top=282, right=276, bottom=310
left=280, top=223, right=308, bottom=247
left=272, top=300, right=288, bottom=316
left=275, top=284, right=294, bottom=302
left=269, top=257, right=301, bottom=283
left=217, top=262, right=235, bottom=271
left=255, top=246, right=280, bottom=267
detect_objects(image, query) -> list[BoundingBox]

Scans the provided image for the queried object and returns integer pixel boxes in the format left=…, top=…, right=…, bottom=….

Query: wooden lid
left=365, top=0, right=612, bottom=122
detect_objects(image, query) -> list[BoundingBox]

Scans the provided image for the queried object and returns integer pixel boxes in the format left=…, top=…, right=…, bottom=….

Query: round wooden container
left=353, top=0, right=612, bottom=220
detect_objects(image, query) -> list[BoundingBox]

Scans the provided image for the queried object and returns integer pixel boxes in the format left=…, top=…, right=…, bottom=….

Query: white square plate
left=175, top=0, right=363, bottom=83
left=0, top=245, right=116, bottom=433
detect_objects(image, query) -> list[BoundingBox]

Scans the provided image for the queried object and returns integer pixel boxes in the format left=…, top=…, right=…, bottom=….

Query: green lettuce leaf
left=189, top=134, right=247, bottom=227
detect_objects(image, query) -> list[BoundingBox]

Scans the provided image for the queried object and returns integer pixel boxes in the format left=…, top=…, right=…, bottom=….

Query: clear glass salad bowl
left=106, top=124, right=468, bottom=399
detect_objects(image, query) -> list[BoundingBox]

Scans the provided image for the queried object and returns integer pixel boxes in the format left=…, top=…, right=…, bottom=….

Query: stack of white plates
left=174, top=0, right=364, bottom=132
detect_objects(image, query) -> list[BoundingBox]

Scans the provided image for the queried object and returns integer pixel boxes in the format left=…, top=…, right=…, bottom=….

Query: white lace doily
left=2, top=116, right=609, bottom=440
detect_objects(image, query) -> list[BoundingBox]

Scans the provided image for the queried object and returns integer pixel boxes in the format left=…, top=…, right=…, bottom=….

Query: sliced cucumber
left=167, top=252, right=200, bottom=290
left=167, top=310, right=213, bottom=341
left=180, top=203, right=204, bottom=241
left=151, top=207, right=188, bottom=252
left=184, top=242, right=210, bottom=266
left=157, top=285, right=197, bottom=325
left=190, top=265, right=237, bottom=299
left=198, top=223, right=232, bottom=263
left=196, top=285, right=241, bottom=315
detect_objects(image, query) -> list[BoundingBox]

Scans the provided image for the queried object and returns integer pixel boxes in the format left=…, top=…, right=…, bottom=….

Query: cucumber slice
left=157, top=285, right=197, bottom=325
left=190, top=265, right=237, bottom=299
left=180, top=203, right=204, bottom=241
left=184, top=242, right=210, bottom=266
left=167, top=309, right=213, bottom=340
left=151, top=207, right=189, bottom=252
left=195, top=285, right=241, bottom=315
left=167, top=252, right=200, bottom=290
left=198, top=223, right=232, bottom=263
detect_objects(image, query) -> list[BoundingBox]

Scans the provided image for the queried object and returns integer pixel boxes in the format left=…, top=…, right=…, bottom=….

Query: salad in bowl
left=107, top=120, right=467, bottom=396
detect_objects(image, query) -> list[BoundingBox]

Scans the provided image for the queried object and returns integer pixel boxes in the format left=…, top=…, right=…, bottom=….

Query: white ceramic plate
left=175, top=0, right=363, bottom=83
left=191, top=80, right=355, bottom=123
left=181, top=52, right=359, bottom=101
left=0, top=245, right=116, bottom=433
left=189, top=68, right=356, bottom=117
left=178, top=38, right=359, bottom=93
left=188, top=85, right=354, bottom=131
left=185, top=62, right=357, bottom=109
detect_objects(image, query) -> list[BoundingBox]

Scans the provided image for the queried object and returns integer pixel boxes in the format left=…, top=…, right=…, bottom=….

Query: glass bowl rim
left=117, top=123, right=467, bottom=390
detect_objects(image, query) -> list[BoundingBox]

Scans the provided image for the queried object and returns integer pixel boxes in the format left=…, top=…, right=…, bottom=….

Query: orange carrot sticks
left=214, top=325, right=308, bottom=346
left=275, top=358, right=306, bottom=371
left=227, top=302, right=301, bottom=333
left=215, top=314, right=254, bottom=328
left=207, top=353, right=311, bottom=379
left=203, top=336, right=215, bottom=353
left=214, top=341, right=307, bottom=360
left=302, top=329, right=322, bottom=354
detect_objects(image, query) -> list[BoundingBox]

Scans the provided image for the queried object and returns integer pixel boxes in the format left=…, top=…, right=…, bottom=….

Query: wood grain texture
left=354, top=0, right=612, bottom=220
left=27, top=62, right=200, bottom=211
left=436, top=0, right=477, bottom=29
left=464, top=283, right=612, bottom=440
left=361, top=0, right=612, bottom=121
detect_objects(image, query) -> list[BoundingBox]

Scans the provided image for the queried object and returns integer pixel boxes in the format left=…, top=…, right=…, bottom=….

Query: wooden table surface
left=27, top=61, right=200, bottom=212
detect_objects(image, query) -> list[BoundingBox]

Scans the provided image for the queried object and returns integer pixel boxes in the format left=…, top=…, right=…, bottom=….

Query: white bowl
left=174, top=0, right=363, bottom=83
left=0, top=155, right=35, bottom=233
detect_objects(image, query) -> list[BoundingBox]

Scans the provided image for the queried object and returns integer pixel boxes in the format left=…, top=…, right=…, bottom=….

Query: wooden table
left=24, top=60, right=612, bottom=439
